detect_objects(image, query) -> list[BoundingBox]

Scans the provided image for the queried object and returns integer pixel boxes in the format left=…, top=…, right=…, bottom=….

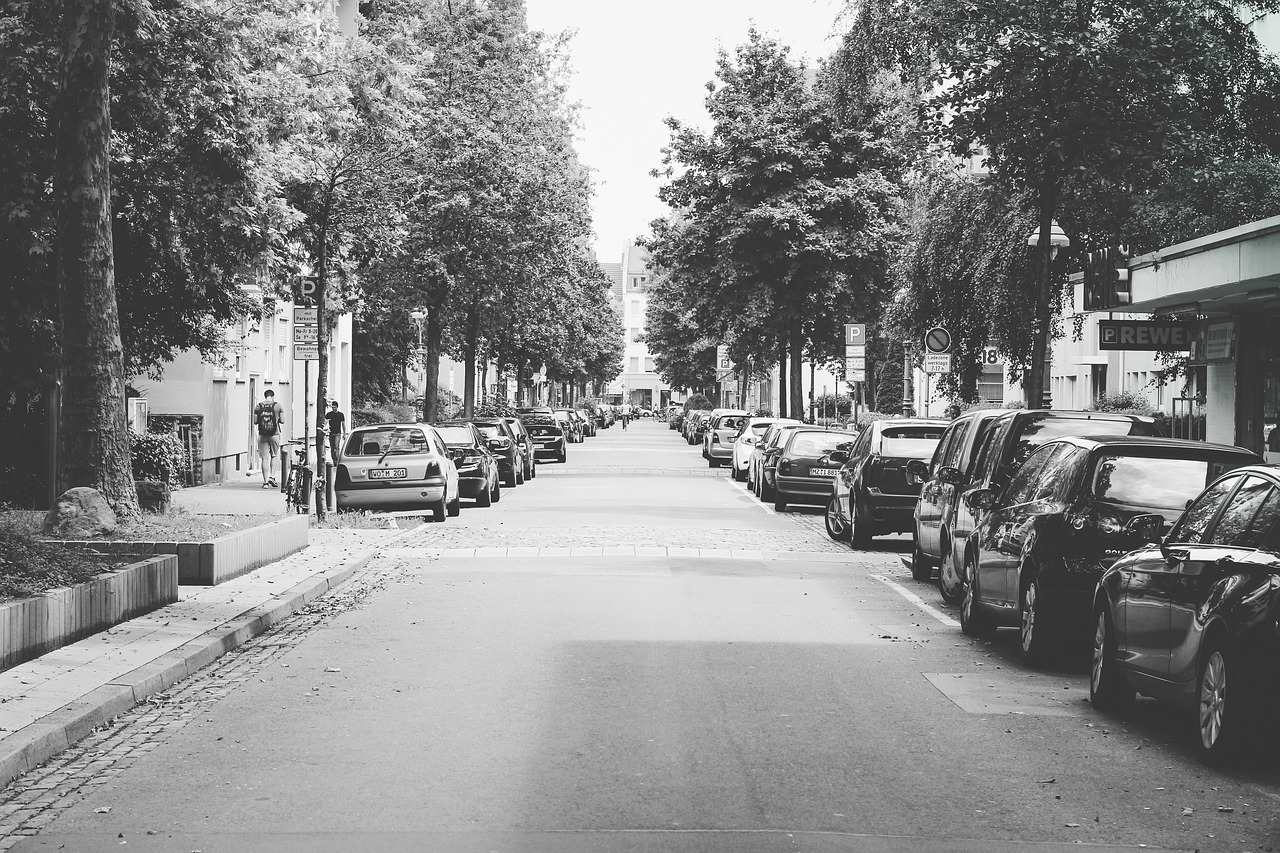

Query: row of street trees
left=0, top=0, right=621, bottom=513
left=645, top=0, right=1280, bottom=416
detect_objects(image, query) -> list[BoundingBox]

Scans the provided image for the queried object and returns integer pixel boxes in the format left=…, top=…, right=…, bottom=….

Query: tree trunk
left=777, top=336, right=788, bottom=419
left=789, top=322, right=804, bottom=420
left=424, top=304, right=442, bottom=423
left=462, top=337, right=477, bottom=419
left=314, top=187, right=332, bottom=474
left=53, top=0, right=139, bottom=521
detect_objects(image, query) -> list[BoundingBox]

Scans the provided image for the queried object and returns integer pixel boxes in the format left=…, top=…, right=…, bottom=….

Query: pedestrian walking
left=621, top=407, right=629, bottom=430
left=324, top=400, right=347, bottom=462
left=253, top=389, right=285, bottom=488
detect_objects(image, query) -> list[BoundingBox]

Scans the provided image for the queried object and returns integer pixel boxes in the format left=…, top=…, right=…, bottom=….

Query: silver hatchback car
left=334, top=423, right=461, bottom=520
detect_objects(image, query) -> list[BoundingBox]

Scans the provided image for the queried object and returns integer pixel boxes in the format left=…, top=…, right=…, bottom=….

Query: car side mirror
left=938, top=466, right=963, bottom=486
left=967, top=488, right=996, bottom=511
left=906, top=459, right=930, bottom=481
left=1124, top=513, right=1164, bottom=545
left=828, top=450, right=849, bottom=464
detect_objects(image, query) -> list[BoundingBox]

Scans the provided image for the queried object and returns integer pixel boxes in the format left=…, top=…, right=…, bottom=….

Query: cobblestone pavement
left=0, top=555, right=413, bottom=849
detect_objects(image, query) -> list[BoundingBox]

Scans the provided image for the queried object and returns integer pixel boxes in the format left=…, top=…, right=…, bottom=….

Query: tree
left=651, top=31, right=904, bottom=418
left=51, top=0, right=138, bottom=518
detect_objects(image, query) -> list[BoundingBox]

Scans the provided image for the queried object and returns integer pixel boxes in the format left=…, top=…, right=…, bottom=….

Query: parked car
left=1091, top=463, right=1280, bottom=763
left=503, top=416, right=538, bottom=481
left=747, top=422, right=808, bottom=499
left=772, top=428, right=859, bottom=511
left=704, top=410, right=749, bottom=466
left=575, top=409, right=597, bottom=437
left=731, top=417, right=797, bottom=482
left=553, top=409, right=583, bottom=443
left=960, top=436, right=1259, bottom=665
left=752, top=425, right=827, bottom=503
left=334, top=423, right=460, bottom=520
left=684, top=410, right=712, bottom=445
left=910, top=409, right=1163, bottom=603
left=827, top=418, right=946, bottom=546
left=524, top=417, right=568, bottom=463
left=471, top=418, right=526, bottom=488
left=435, top=422, right=503, bottom=506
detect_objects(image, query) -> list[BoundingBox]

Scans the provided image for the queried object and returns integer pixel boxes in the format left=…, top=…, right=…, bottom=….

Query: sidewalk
left=0, top=486, right=406, bottom=789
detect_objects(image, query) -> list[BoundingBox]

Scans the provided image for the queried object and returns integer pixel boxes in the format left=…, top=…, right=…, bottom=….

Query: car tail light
left=712, top=433, right=720, bottom=444
left=779, top=459, right=792, bottom=475
left=863, top=457, right=880, bottom=488
left=425, top=461, right=440, bottom=477
left=335, top=465, right=350, bottom=487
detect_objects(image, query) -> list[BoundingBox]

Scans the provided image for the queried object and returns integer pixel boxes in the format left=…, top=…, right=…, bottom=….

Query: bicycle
left=284, top=447, right=312, bottom=514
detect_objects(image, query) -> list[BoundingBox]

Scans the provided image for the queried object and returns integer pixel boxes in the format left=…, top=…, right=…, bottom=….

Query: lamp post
left=1027, top=220, right=1071, bottom=409
left=410, top=308, right=426, bottom=422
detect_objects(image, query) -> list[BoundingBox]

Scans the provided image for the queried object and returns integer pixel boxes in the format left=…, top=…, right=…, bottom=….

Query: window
left=1003, top=444, right=1056, bottom=506
left=976, top=365, right=1004, bottom=404
left=1033, top=444, right=1087, bottom=505
left=1169, top=475, right=1241, bottom=544
left=631, top=276, right=647, bottom=292
left=644, top=357, right=655, bottom=373
left=1206, top=476, right=1276, bottom=547
left=629, top=357, right=640, bottom=372
left=929, top=424, right=956, bottom=474
left=630, top=298, right=641, bottom=316
left=941, top=419, right=972, bottom=470
left=1092, top=454, right=1248, bottom=512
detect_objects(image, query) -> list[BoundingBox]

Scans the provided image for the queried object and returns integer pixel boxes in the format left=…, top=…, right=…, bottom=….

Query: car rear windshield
left=527, top=424, right=562, bottom=437
left=789, top=433, right=856, bottom=456
left=435, top=426, right=476, bottom=445
left=345, top=428, right=429, bottom=457
left=1013, top=415, right=1156, bottom=465
left=880, top=437, right=942, bottom=460
left=474, top=424, right=502, bottom=438
left=1092, top=453, right=1251, bottom=511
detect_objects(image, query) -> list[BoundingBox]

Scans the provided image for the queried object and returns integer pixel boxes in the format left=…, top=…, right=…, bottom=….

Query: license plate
left=368, top=468, right=407, bottom=480
left=809, top=468, right=839, bottom=477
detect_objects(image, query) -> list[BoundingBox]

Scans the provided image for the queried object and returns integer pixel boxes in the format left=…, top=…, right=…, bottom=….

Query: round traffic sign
left=925, top=327, right=951, bottom=354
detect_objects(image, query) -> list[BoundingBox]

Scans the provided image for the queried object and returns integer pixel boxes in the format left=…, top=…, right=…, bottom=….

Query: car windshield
left=345, top=428, right=429, bottom=457
left=435, top=426, right=477, bottom=445
left=527, top=424, right=562, bottom=437
left=474, top=424, right=502, bottom=438
left=750, top=423, right=773, bottom=437
left=1092, top=453, right=1251, bottom=510
left=788, top=433, right=855, bottom=456
left=1012, top=415, right=1155, bottom=465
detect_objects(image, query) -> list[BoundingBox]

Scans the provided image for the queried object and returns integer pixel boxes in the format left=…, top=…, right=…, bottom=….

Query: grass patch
left=0, top=529, right=130, bottom=602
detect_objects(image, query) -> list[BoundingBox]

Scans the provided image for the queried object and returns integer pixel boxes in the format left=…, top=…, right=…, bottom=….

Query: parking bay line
left=871, top=573, right=960, bottom=628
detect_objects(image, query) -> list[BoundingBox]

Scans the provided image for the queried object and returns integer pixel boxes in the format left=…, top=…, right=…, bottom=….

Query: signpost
left=844, top=323, right=866, bottom=384
left=925, top=327, right=951, bottom=354
left=923, top=352, right=952, bottom=374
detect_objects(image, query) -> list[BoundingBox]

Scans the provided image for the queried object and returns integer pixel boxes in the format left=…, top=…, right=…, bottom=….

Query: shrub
left=352, top=402, right=418, bottom=427
left=1089, top=392, right=1153, bottom=414
left=684, top=392, right=713, bottom=412
left=0, top=527, right=118, bottom=602
left=130, top=428, right=185, bottom=487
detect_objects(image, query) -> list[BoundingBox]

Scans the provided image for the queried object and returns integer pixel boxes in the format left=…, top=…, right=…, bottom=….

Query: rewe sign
left=1098, top=320, right=1193, bottom=351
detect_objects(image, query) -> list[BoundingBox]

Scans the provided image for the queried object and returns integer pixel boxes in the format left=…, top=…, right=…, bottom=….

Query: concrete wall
left=1206, top=361, right=1236, bottom=446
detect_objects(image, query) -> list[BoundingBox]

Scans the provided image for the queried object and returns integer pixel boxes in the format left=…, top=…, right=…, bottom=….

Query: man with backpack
left=254, top=389, right=285, bottom=488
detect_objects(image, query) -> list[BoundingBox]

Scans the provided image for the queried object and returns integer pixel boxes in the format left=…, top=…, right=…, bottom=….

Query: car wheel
left=1020, top=574, right=1052, bottom=665
left=557, top=448, right=567, bottom=463
left=492, top=480, right=501, bottom=503
left=1197, top=640, right=1244, bottom=764
left=849, top=496, right=872, bottom=548
left=910, top=532, right=933, bottom=582
left=960, top=555, right=996, bottom=638
left=773, top=491, right=787, bottom=512
left=824, top=496, right=851, bottom=542
left=515, top=466, right=524, bottom=486
left=432, top=491, right=447, bottom=522
left=733, top=465, right=746, bottom=482
left=1089, top=606, right=1134, bottom=711
left=475, top=480, right=492, bottom=507
left=937, top=537, right=965, bottom=606
left=447, top=494, right=460, bottom=517
left=760, top=476, right=775, bottom=502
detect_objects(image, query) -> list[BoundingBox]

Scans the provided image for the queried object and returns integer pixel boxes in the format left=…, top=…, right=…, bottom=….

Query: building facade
left=605, top=244, right=676, bottom=410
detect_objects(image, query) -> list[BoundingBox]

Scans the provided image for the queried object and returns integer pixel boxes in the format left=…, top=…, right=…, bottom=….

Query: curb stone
left=0, top=524, right=421, bottom=790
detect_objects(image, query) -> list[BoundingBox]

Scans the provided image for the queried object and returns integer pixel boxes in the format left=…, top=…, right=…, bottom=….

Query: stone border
left=49, top=516, right=308, bottom=586
left=0, top=556, right=178, bottom=672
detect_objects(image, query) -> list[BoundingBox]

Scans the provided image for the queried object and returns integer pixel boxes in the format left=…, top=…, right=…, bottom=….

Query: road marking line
left=871, top=574, right=960, bottom=628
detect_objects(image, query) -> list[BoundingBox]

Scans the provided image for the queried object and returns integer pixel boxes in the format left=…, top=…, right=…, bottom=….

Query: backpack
left=256, top=402, right=277, bottom=437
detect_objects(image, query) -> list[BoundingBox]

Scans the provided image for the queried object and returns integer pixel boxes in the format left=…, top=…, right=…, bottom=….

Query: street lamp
left=410, top=308, right=426, bottom=421
left=1027, top=221, right=1070, bottom=408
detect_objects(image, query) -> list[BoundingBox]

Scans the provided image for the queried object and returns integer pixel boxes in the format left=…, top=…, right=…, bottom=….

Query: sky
left=524, top=0, right=847, bottom=264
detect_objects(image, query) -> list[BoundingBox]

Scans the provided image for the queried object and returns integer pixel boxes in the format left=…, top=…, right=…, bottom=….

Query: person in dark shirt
left=324, top=401, right=347, bottom=462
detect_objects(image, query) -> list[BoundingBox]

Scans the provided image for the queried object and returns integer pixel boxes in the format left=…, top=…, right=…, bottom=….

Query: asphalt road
left=11, top=419, right=1280, bottom=852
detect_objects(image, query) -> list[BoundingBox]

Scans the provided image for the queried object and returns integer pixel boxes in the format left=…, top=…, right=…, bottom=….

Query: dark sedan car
left=961, top=436, right=1258, bottom=666
left=1092, top=463, right=1280, bottom=763
left=771, top=428, right=859, bottom=512
left=524, top=416, right=567, bottom=463
left=503, top=416, right=538, bottom=481
left=827, top=418, right=946, bottom=546
left=472, top=418, right=526, bottom=488
left=435, top=422, right=502, bottom=506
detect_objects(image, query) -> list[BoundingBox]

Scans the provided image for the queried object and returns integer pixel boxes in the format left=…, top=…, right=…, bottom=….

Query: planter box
left=52, top=516, right=308, bottom=586
left=0, top=556, right=178, bottom=672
